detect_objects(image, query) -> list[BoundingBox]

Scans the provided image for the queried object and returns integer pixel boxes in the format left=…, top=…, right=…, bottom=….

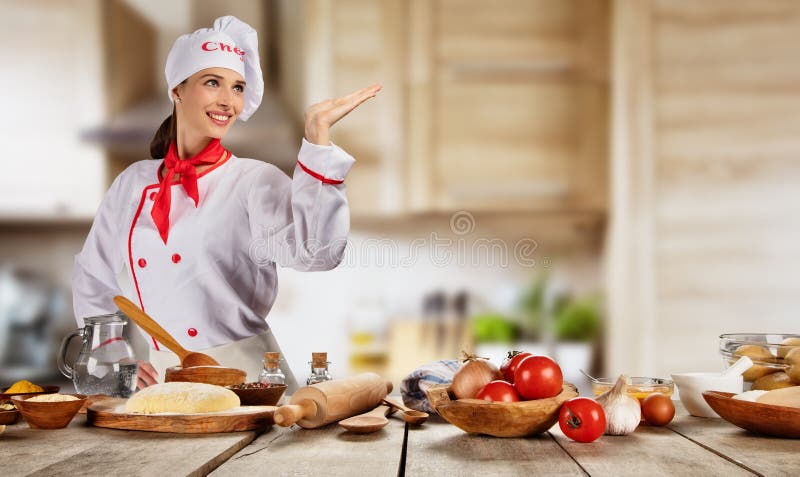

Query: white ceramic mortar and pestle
left=671, top=356, right=752, bottom=418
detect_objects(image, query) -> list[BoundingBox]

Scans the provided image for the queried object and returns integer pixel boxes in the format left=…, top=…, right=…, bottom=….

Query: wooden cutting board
left=87, top=399, right=276, bottom=433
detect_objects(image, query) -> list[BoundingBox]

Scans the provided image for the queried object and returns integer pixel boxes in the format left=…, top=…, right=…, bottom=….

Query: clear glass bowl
left=719, top=333, right=800, bottom=382
left=590, top=377, right=674, bottom=402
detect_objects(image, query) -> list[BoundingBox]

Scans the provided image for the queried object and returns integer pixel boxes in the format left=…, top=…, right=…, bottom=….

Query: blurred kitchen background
left=1, top=0, right=798, bottom=394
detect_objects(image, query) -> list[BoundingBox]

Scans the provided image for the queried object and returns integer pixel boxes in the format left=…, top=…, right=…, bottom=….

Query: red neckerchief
left=150, top=139, right=227, bottom=244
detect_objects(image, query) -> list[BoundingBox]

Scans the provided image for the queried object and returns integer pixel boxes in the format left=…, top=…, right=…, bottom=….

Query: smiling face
left=172, top=67, right=246, bottom=140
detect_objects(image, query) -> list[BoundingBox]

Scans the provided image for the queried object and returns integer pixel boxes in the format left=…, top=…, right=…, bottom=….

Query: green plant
left=471, top=313, right=518, bottom=344
left=553, top=298, right=601, bottom=342
left=519, top=274, right=548, bottom=339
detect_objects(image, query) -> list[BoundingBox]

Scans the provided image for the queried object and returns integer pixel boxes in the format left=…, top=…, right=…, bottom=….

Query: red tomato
left=513, top=355, right=563, bottom=399
left=558, top=397, right=606, bottom=443
left=500, top=351, right=532, bottom=383
left=476, top=380, right=521, bottom=402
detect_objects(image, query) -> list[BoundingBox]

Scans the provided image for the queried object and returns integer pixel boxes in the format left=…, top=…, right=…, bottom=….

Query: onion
left=451, top=352, right=502, bottom=399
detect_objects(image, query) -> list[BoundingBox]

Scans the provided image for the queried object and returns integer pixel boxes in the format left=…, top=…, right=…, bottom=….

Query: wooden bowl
left=426, top=383, right=578, bottom=437
left=0, top=409, right=21, bottom=425
left=702, top=391, right=800, bottom=438
left=226, top=384, right=287, bottom=406
left=165, top=366, right=246, bottom=387
left=0, top=384, right=60, bottom=401
left=11, top=394, right=87, bottom=429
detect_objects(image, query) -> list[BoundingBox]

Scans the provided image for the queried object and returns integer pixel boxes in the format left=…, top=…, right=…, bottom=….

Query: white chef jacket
left=72, top=139, right=354, bottom=352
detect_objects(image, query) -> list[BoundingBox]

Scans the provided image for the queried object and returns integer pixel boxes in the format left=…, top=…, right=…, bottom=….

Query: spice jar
left=306, top=352, right=332, bottom=385
left=258, top=352, right=286, bottom=385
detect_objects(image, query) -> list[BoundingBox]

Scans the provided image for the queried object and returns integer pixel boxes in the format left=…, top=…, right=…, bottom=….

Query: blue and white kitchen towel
left=400, top=359, right=462, bottom=414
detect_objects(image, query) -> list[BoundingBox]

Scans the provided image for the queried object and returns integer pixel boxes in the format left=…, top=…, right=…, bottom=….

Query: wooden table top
left=3, top=403, right=798, bottom=476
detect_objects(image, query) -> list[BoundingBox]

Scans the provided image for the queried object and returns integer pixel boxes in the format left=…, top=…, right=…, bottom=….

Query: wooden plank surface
left=668, top=408, right=800, bottom=477
left=404, top=415, right=585, bottom=476
left=212, top=414, right=406, bottom=476
left=548, top=403, right=757, bottom=477
left=2, top=414, right=258, bottom=477
left=5, top=399, right=800, bottom=476
left=550, top=425, right=754, bottom=477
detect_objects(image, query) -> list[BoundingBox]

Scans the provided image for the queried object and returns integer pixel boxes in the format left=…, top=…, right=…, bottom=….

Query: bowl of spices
left=1, top=380, right=60, bottom=401
left=226, top=383, right=287, bottom=406
left=12, top=393, right=87, bottom=429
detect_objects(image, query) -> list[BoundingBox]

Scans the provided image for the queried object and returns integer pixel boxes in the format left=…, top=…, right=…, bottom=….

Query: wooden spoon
left=382, top=398, right=429, bottom=425
left=338, top=405, right=392, bottom=433
left=113, top=296, right=219, bottom=367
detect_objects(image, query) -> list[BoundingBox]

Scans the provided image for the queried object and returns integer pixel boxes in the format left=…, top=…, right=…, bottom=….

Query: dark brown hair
left=150, top=80, right=187, bottom=158
left=150, top=106, right=177, bottom=159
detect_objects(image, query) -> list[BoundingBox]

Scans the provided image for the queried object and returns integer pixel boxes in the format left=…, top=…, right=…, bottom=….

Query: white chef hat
left=165, top=16, right=263, bottom=121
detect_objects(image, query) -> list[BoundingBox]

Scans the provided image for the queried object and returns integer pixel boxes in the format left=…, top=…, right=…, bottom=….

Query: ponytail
left=149, top=105, right=177, bottom=159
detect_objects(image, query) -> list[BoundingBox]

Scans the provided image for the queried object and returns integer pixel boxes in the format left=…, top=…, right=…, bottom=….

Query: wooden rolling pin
left=273, top=373, right=393, bottom=428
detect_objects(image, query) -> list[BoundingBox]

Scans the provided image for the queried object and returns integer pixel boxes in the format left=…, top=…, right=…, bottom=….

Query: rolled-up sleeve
left=72, top=174, right=125, bottom=326
left=247, top=139, right=354, bottom=271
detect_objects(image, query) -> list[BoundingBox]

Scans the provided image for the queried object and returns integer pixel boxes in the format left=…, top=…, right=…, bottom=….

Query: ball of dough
left=126, top=382, right=240, bottom=414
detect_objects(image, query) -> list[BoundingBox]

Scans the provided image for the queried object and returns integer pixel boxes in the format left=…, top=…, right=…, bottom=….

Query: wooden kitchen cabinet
left=408, top=0, right=610, bottom=213
left=606, top=0, right=800, bottom=378
left=276, top=0, right=400, bottom=217
left=283, top=0, right=609, bottom=216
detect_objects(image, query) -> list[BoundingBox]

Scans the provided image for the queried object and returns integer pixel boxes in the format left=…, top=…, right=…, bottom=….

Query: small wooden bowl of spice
left=226, top=383, right=287, bottom=406
left=12, top=394, right=87, bottom=429
left=1, top=382, right=60, bottom=401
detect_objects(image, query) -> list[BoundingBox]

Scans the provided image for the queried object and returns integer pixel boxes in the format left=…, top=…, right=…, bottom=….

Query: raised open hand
left=304, top=83, right=382, bottom=146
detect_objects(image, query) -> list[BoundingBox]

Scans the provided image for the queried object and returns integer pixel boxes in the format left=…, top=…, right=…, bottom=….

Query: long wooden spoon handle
left=113, top=295, right=189, bottom=360
left=382, top=398, right=409, bottom=412
left=366, top=405, right=392, bottom=417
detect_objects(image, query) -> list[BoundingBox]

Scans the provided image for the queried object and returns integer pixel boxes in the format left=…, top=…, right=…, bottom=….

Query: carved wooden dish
left=0, top=409, right=21, bottom=425
left=703, top=391, right=800, bottom=438
left=226, top=384, right=287, bottom=406
left=426, top=383, right=578, bottom=437
left=88, top=399, right=276, bottom=433
left=12, top=394, right=87, bottom=429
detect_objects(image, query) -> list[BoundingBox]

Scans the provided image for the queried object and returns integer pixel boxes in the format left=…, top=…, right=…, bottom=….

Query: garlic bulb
left=596, top=375, right=641, bottom=435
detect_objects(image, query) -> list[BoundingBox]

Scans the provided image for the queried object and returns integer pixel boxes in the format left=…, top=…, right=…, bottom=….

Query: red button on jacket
left=137, top=258, right=147, bottom=268
left=187, top=328, right=197, bottom=337
left=172, top=253, right=181, bottom=264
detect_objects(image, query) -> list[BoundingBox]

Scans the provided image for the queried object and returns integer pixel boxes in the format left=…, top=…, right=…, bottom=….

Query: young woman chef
left=71, top=16, right=380, bottom=394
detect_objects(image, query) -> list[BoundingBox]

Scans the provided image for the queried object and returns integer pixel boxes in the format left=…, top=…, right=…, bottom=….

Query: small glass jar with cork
left=306, top=352, right=332, bottom=385
left=258, top=352, right=286, bottom=385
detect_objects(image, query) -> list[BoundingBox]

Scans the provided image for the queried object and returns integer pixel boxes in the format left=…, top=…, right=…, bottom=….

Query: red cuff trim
left=297, top=160, right=344, bottom=185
